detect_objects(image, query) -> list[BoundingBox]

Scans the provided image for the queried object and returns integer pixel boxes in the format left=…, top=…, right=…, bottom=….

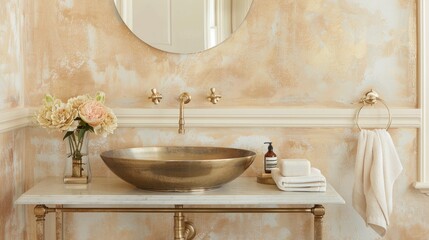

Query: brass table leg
left=312, top=204, right=325, bottom=240
left=56, top=205, right=63, bottom=240
left=34, top=205, right=48, bottom=240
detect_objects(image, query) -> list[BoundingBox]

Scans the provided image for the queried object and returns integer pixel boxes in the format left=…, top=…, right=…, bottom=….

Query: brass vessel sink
left=100, top=146, right=256, bottom=192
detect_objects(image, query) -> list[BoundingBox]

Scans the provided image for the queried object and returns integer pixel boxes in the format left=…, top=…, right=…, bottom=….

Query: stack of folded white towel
left=271, top=159, right=326, bottom=192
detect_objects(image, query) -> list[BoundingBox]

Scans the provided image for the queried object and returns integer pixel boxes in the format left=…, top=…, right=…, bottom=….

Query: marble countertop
left=16, top=177, right=345, bottom=205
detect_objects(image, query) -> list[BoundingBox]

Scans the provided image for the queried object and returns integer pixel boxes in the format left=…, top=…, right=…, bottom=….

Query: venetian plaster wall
left=13, top=0, right=429, bottom=239
left=0, top=0, right=26, bottom=239
left=24, top=0, right=416, bottom=108
left=0, top=0, right=23, bottom=108
left=0, top=131, right=26, bottom=240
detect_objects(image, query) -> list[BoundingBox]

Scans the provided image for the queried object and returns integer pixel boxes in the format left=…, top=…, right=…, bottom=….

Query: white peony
left=94, top=107, right=118, bottom=137
left=49, top=102, right=78, bottom=131
left=67, top=94, right=91, bottom=111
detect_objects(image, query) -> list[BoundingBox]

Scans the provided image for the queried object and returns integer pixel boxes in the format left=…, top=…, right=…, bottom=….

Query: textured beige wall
left=0, top=131, right=26, bottom=240
left=0, top=0, right=25, bottom=240
left=8, top=0, right=427, bottom=239
left=0, top=0, right=23, bottom=109
left=24, top=0, right=416, bottom=108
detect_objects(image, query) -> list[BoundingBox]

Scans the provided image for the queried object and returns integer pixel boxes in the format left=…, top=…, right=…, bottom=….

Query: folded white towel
left=272, top=167, right=326, bottom=184
left=352, top=129, right=403, bottom=237
left=278, top=181, right=326, bottom=188
left=277, top=186, right=327, bottom=192
left=278, top=159, right=311, bottom=177
left=271, top=168, right=326, bottom=192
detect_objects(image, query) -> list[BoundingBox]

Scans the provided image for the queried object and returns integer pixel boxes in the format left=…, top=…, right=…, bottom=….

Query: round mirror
left=114, top=0, right=253, bottom=54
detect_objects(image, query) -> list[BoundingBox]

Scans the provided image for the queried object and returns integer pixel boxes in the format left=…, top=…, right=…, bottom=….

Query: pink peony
left=79, top=100, right=107, bottom=127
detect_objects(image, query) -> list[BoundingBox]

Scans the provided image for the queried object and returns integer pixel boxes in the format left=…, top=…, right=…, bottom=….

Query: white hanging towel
left=352, top=129, right=403, bottom=236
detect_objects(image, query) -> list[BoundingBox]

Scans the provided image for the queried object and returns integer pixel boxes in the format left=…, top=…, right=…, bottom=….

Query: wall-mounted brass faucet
left=148, top=88, right=163, bottom=105
left=207, top=88, right=222, bottom=104
left=178, top=92, right=191, bottom=134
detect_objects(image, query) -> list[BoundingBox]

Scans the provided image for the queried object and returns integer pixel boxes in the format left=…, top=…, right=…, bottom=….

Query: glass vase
left=63, top=131, right=91, bottom=184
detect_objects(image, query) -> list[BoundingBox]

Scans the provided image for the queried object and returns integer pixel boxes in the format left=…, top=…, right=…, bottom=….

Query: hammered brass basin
left=100, top=146, right=256, bottom=192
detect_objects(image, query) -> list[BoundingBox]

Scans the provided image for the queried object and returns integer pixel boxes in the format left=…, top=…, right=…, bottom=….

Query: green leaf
left=96, top=91, right=105, bottom=103
left=63, top=131, right=74, bottom=141
left=78, top=128, right=86, bottom=140
left=44, top=94, right=54, bottom=104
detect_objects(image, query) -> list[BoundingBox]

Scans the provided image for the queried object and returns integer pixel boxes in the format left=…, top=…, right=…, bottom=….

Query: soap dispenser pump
left=264, top=142, right=277, bottom=173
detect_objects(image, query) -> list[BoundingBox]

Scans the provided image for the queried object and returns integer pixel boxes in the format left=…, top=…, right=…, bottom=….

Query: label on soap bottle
left=265, top=157, right=277, bottom=171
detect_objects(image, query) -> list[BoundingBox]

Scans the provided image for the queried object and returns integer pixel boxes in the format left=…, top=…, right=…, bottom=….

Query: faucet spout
left=178, top=92, right=191, bottom=134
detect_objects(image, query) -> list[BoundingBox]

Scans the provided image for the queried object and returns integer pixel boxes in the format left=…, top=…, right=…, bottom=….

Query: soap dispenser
left=264, top=142, right=277, bottom=173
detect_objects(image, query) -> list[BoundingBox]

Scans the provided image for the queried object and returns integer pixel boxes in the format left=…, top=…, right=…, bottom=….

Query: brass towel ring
left=355, top=90, right=392, bottom=131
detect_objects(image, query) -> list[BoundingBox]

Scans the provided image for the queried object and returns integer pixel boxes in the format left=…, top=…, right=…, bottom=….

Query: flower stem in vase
left=64, top=131, right=91, bottom=184
left=72, top=154, right=83, bottom=177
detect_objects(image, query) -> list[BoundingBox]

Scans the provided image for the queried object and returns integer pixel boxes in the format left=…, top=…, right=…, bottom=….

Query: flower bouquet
left=35, top=91, right=117, bottom=184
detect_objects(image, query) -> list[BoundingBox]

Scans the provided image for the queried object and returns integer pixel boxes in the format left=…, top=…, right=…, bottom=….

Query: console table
left=16, top=177, right=345, bottom=240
